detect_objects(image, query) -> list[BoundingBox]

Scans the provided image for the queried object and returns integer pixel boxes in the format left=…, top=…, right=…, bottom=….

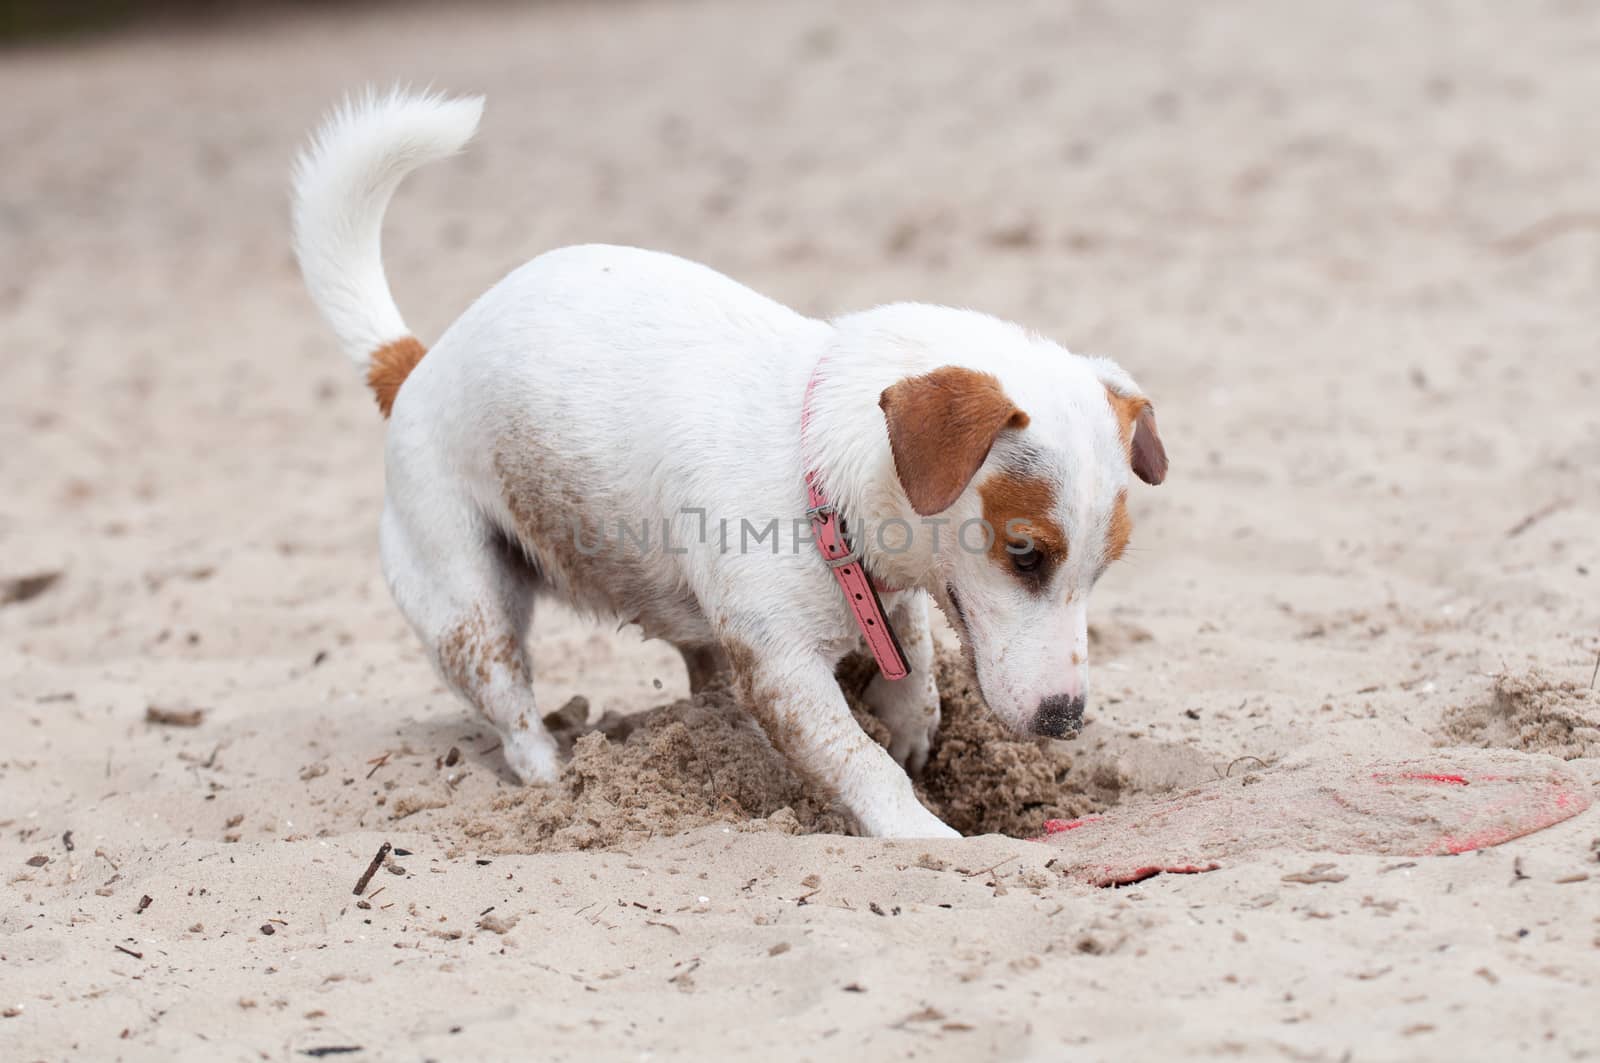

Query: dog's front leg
left=727, top=644, right=957, bottom=839
left=861, top=592, right=941, bottom=775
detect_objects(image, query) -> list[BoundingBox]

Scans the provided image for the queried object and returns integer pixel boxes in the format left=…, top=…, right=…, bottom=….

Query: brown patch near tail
left=978, top=472, right=1066, bottom=570
left=1103, top=386, right=1168, bottom=486
left=368, top=336, right=427, bottom=418
left=1106, top=489, right=1131, bottom=562
left=880, top=367, right=1030, bottom=516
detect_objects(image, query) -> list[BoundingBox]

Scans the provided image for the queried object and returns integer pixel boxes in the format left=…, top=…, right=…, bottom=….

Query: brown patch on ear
left=1106, top=489, right=1132, bottom=562
left=979, top=473, right=1066, bottom=571
left=1104, top=386, right=1168, bottom=486
left=367, top=336, right=428, bottom=418
left=880, top=367, right=1030, bottom=516
left=1131, top=406, right=1168, bottom=485
left=1105, top=389, right=1142, bottom=449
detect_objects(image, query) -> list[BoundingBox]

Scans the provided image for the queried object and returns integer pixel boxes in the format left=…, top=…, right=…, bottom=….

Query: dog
left=291, top=90, right=1167, bottom=839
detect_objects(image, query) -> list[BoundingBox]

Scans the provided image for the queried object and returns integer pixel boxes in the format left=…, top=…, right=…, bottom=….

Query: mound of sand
left=1439, top=671, right=1600, bottom=760
left=459, top=651, right=1102, bottom=851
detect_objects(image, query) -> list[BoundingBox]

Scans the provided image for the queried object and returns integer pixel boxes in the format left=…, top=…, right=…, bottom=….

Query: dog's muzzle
left=1032, top=694, right=1085, bottom=738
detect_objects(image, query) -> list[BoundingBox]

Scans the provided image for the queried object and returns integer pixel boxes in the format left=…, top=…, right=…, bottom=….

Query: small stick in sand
left=364, top=752, right=391, bottom=780
left=960, top=856, right=1018, bottom=879
left=113, top=945, right=143, bottom=959
left=352, top=842, right=392, bottom=896
left=146, top=704, right=206, bottom=727
left=1589, top=650, right=1598, bottom=691
left=1225, top=755, right=1269, bottom=778
left=1282, top=863, right=1347, bottom=885
left=1493, top=212, right=1600, bottom=255
left=1504, top=498, right=1570, bottom=539
left=0, top=570, right=61, bottom=606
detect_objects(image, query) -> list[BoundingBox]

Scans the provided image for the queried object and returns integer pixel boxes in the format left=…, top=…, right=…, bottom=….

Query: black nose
left=1032, top=694, right=1085, bottom=738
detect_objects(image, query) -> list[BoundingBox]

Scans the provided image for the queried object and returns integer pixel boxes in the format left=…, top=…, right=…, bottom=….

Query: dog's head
left=865, top=309, right=1167, bottom=739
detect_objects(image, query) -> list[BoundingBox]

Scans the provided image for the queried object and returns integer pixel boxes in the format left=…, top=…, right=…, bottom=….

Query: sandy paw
left=866, top=673, right=941, bottom=778
left=862, top=803, right=961, bottom=839
left=502, top=731, right=561, bottom=785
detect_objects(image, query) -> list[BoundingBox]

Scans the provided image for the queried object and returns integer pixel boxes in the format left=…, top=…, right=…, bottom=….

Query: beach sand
left=2, top=1, right=1599, bottom=1058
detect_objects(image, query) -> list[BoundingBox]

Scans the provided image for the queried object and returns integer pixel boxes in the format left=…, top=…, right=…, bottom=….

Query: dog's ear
left=879, top=367, right=1030, bottom=516
left=1103, top=386, right=1168, bottom=486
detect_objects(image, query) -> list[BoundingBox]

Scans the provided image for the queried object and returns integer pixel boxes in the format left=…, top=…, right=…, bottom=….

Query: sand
left=2, top=1, right=1599, bottom=1058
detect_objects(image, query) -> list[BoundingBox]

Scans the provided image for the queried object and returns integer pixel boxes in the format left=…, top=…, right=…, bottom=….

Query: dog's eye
left=1011, top=547, right=1042, bottom=573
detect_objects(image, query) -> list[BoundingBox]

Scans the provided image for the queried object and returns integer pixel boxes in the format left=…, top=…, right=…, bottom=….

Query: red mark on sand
left=1041, top=817, right=1099, bottom=835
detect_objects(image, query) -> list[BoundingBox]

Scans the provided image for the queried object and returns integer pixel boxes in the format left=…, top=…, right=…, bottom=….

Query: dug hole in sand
left=460, top=650, right=1104, bottom=853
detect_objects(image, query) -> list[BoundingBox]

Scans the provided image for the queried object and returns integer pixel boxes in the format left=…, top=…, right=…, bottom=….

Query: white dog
left=291, top=90, right=1167, bottom=838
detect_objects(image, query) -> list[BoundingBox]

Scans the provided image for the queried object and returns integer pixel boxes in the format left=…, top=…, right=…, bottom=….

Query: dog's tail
left=291, top=88, right=483, bottom=416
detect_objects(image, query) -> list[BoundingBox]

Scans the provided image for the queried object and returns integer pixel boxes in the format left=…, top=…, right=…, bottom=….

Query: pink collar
left=801, top=362, right=910, bottom=681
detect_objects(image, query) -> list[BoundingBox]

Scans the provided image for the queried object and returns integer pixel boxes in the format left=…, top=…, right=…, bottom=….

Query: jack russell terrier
left=291, top=90, right=1167, bottom=839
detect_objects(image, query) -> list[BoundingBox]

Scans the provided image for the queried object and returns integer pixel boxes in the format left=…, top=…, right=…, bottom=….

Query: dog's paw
left=887, top=720, right=936, bottom=777
left=865, top=672, right=940, bottom=777
left=502, top=730, right=561, bottom=785
left=870, top=808, right=961, bottom=840
left=853, top=792, right=960, bottom=839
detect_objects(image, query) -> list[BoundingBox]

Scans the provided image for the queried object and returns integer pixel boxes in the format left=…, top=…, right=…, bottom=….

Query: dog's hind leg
left=379, top=500, right=560, bottom=784
left=676, top=643, right=729, bottom=694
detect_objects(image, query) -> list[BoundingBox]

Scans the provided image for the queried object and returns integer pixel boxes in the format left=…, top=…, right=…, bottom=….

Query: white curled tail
left=291, top=88, right=483, bottom=412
